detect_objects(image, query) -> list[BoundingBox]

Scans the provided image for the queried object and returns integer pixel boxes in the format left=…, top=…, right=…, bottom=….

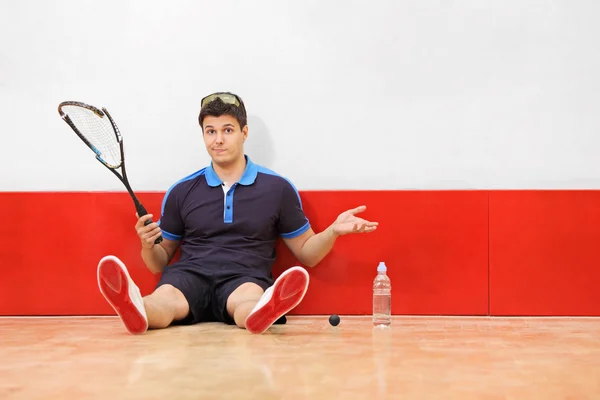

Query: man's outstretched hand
left=331, top=205, right=379, bottom=236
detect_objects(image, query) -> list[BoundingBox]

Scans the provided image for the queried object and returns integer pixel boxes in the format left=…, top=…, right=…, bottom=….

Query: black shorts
left=155, top=262, right=274, bottom=325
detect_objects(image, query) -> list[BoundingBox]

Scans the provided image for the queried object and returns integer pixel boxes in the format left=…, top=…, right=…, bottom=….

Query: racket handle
left=143, top=217, right=164, bottom=244
left=138, top=205, right=164, bottom=244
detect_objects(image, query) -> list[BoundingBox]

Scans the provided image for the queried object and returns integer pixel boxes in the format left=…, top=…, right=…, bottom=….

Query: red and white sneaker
left=97, top=255, right=148, bottom=335
left=245, top=266, right=309, bottom=334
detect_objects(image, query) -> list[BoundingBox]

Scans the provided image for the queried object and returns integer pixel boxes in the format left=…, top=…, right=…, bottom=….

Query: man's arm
left=137, top=179, right=187, bottom=274
left=141, top=238, right=180, bottom=274
left=135, top=213, right=182, bottom=274
left=276, top=176, right=378, bottom=267
left=282, top=226, right=336, bottom=268
left=283, top=205, right=378, bottom=268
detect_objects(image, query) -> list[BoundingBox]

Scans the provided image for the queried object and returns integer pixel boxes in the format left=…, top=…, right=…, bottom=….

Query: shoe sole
left=97, top=256, right=148, bottom=335
left=245, top=267, right=309, bottom=334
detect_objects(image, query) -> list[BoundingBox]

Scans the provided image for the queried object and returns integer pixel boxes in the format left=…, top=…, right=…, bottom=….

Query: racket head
left=58, top=101, right=123, bottom=169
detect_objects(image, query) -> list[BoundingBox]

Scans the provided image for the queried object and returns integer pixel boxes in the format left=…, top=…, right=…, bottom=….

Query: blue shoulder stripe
left=160, top=167, right=208, bottom=216
left=255, top=166, right=303, bottom=208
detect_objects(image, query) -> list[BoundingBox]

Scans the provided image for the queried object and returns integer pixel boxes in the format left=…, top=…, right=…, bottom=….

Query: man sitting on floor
left=97, top=92, right=378, bottom=334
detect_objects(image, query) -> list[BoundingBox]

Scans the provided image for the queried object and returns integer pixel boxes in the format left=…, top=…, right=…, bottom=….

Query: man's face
left=202, top=114, right=247, bottom=166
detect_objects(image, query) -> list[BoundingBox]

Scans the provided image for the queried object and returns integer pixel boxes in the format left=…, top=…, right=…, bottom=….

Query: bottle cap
left=377, top=262, right=387, bottom=272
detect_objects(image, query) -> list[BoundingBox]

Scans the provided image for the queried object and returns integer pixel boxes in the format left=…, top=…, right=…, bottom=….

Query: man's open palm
left=332, top=205, right=379, bottom=236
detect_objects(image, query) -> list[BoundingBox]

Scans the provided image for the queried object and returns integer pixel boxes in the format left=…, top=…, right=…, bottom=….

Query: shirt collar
left=205, top=155, right=258, bottom=187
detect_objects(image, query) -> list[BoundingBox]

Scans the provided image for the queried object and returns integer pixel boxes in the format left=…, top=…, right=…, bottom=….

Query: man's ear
left=242, top=125, right=248, bottom=141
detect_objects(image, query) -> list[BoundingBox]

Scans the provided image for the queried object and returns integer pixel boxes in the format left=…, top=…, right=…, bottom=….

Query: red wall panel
left=4, top=190, right=598, bottom=317
left=0, top=191, right=489, bottom=316
left=0, top=192, right=163, bottom=315
left=273, top=191, right=489, bottom=315
left=489, top=190, right=600, bottom=316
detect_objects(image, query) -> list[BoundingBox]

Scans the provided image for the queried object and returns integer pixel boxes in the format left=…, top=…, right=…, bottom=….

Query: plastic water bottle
left=373, top=261, right=391, bottom=327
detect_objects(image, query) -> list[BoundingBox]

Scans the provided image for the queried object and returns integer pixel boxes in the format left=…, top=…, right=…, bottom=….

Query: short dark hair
left=198, top=92, right=247, bottom=130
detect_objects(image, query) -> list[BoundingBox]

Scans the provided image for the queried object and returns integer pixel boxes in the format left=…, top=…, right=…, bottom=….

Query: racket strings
left=63, top=106, right=122, bottom=168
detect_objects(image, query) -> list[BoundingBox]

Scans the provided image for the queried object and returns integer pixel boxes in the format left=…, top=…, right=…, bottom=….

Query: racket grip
left=139, top=205, right=163, bottom=244
left=143, top=218, right=163, bottom=244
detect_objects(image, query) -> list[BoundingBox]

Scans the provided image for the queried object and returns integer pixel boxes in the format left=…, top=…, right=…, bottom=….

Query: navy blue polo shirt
left=157, top=155, right=310, bottom=278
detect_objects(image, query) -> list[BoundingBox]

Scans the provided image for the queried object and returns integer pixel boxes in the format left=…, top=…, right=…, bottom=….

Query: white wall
left=2, top=0, right=599, bottom=191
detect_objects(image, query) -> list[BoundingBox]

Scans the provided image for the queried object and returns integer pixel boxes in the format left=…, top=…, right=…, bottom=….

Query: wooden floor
left=1, top=315, right=599, bottom=399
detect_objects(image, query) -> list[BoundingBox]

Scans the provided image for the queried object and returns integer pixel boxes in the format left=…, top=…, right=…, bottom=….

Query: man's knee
left=226, top=282, right=264, bottom=321
left=152, top=284, right=184, bottom=300
left=149, top=284, right=189, bottom=320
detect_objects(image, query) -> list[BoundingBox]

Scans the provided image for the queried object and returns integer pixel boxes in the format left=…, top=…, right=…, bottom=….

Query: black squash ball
left=329, top=314, right=340, bottom=326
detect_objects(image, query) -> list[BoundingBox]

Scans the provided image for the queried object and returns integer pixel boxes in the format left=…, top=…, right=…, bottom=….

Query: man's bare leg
left=226, top=282, right=264, bottom=328
left=143, top=284, right=189, bottom=329
left=97, top=255, right=189, bottom=334
left=227, top=267, right=310, bottom=334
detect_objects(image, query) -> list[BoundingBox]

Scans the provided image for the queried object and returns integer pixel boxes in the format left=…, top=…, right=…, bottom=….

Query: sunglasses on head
left=201, top=93, right=241, bottom=108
